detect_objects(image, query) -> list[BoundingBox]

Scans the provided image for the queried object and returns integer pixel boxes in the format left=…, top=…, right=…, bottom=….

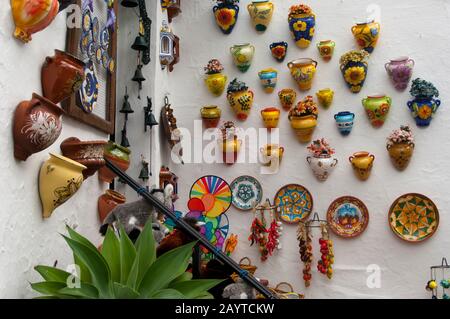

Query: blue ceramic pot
left=288, top=14, right=315, bottom=48
left=213, top=3, right=240, bottom=35
left=340, top=60, right=368, bottom=93
left=407, top=96, right=441, bottom=127
left=334, top=111, right=355, bottom=136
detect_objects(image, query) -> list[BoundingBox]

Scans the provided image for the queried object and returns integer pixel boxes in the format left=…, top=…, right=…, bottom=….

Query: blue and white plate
left=230, top=176, right=263, bottom=211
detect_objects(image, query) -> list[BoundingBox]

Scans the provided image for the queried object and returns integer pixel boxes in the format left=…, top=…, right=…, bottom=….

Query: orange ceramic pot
left=98, top=142, right=131, bottom=183
left=98, top=189, right=126, bottom=223
left=349, top=151, right=375, bottom=181
left=260, top=107, right=280, bottom=129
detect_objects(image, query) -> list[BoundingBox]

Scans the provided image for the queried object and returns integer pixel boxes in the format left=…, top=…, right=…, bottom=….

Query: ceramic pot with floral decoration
left=317, top=40, right=335, bottom=61
left=260, top=144, right=284, bottom=167
left=270, top=42, right=288, bottom=62
left=60, top=137, right=107, bottom=179
left=386, top=125, right=415, bottom=171
left=351, top=19, right=380, bottom=53
left=247, top=0, right=274, bottom=32
left=362, top=94, right=391, bottom=128
left=334, top=111, right=355, bottom=136
left=340, top=50, right=369, bottom=93
left=385, top=57, right=415, bottom=91
left=349, top=151, right=375, bottom=181
left=213, top=0, right=240, bottom=34
left=306, top=139, right=338, bottom=182
left=218, top=121, right=242, bottom=165
left=98, top=189, right=126, bottom=223
left=200, top=105, right=222, bottom=128
left=227, top=78, right=254, bottom=121
left=261, top=107, right=280, bottom=129
left=230, top=43, right=255, bottom=72
left=278, top=89, right=297, bottom=110
left=98, top=142, right=131, bottom=183
left=407, top=78, right=441, bottom=127
left=288, top=96, right=318, bottom=143
left=316, top=88, right=334, bottom=108
left=288, top=4, right=315, bottom=48
left=204, top=59, right=227, bottom=96
left=258, top=68, right=278, bottom=93
left=287, top=58, right=317, bottom=91
left=13, top=93, right=64, bottom=161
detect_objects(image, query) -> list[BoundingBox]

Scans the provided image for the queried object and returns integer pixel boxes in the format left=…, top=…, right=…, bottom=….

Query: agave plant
left=31, top=222, right=222, bottom=299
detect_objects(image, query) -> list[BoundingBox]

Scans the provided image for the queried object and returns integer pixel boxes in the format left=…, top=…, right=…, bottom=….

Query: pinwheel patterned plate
left=230, top=176, right=263, bottom=211
left=274, top=184, right=313, bottom=223
left=389, top=193, right=439, bottom=243
left=190, top=175, right=232, bottom=218
left=186, top=211, right=230, bottom=250
left=327, top=196, right=369, bottom=238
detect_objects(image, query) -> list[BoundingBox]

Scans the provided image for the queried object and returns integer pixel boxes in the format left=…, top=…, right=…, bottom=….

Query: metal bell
left=121, top=123, right=131, bottom=148
left=132, top=65, right=146, bottom=83
left=121, top=0, right=138, bottom=8
left=120, top=88, right=134, bottom=114
left=139, top=159, right=150, bottom=181
left=131, top=35, right=149, bottom=51
left=144, top=97, right=158, bottom=131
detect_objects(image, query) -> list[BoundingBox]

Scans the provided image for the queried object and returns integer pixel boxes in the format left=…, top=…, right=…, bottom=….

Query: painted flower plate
left=388, top=193, right=439, bottom=243
left=230, top=176, right=263, bottom=211
left=327, top=196, right=369, bottom=238
left=186, top=211, right=229, bottom=250
left=189, top=175, right=232, bottom=218
left=274, top=184, right=313, bottom=223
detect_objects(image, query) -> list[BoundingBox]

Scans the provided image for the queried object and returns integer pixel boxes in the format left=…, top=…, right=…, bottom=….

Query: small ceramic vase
left=230, top=43, right=255, bottom=72
left=387, top=142, right=415, bottom=171
left=288, top=5, right=316, bottom=48
left=317, top=40, right=335, bottom=61
left=351, top=19, right=381, bottom=53
left=60, top=137, right=107, bottom=179
left=260, top=144, right=284, bottom=167
left=385, top=57, right=415, bottom=91
left=349, top=151, right=375, bottom=181
left=98, top=189, right=126, bottom=223
left=213, top=1, right=240, bottom=34
left=41, top=49, right=85, bottom=104
left=13, top=93, right=64, bottom=161
left=258, top=68, right=278, bottom=93
left=334, top=112, right=355, bottom=136
left=289, top=115, right=317, bottom=143
left=219, top=136, right=242, bottom=165
left=340, top=50, right=369, bottom=93
left=261, top=107, right=280, bottom=129
left=205, top=73, right=228, bottom=96
left=227, top=89, right=254, bottom=121
left=287, top=58, right=318, bottom=91
left=270, top=42, right=288, bottom=62
left=247, top=0, right=274, bottom=32
left=278, top=89, right=297, bottom=110
left=408, top=96, right=441, bottom=127
left=307, top=155, right=338, bottom=182
left=39, top=153, right=86, bottom=218
left=98, top=142, right=131, bottom=183
left=316, top=89, right=334, bottom=108
left=362, top=95, right=391, bottom=128
left=200, top=105, right=222, bottom=128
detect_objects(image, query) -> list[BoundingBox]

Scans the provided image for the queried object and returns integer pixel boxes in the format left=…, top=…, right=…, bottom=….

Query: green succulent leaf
left=195, top=292, right=215, bottom=299
left=150, top=289, right=187, bottom=299
left=58, top=283, right=99, bottom=299
left=171, top=272, right=193, bottom=284
left=101, top=227, right=121, bottom=283
left=169, top=279, right=224, bottom=299
left=119, top=226, right=136, bottom=285
left=65, top=226, right=97, bottom=284
left=133, top=221, right=156, bottom=286
left=30, top=282, right=78, bottom=299
left=113, top=283, right=140, bottom=299
left=66, top=225, right=99, bottom=252
left=34, top=266, right=71, bottom=283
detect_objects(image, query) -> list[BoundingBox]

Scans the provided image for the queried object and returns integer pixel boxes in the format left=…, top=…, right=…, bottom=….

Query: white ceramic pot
left=306, top=155, right=338, bottom=181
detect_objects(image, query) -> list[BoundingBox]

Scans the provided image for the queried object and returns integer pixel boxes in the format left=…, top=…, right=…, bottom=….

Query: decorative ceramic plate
left=186, top=211, right=229, bottom=249
left=388, top=193, right=439, bottom=243
left=327, top=196, right=369, bottom=238
left=92, top=17, right=100, bottom=42
left=274, top=184, right=313, bottom=223
left=189, top=175, right=232, bottom=218
left=100, top=26, right=110, bottom=50
left=78, top=61, right=98, bottom=114
left=230, top=176, right=263, bottom=211
left=82, top=9, right=92, bottom=33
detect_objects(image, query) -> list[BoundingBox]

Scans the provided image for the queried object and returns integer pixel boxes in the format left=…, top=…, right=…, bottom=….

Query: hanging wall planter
left=334, top=111, right=355, bottom=136
left=260, top=144, right=284, bottom=168
left=98, top=142, right=131, bottom=183
left=351, top=19, right=380, bottom=53
left=204, top=59, right=227, bottom=96
left=260, top=107, right=280, bottom=129
left=386, top=125, right=415, bottom=171
left=407, top=78, right=441, bottom=127
left=247, top=0, right=274, bottom=32
left=218, top=121, right=242, bottom=165
left=258, top=68, right=278, bottom=93
left=288, top=96, right=318, bottom=143
left=227, top=78, right=254, bottom=121
left=200, top=105, right=222, bottom=128
left=288, top=4, right=315, bottom=48
left=316, top=40, right=335, bottom=61
left=340, top=50, right=369, bottom=93
left=362, top=94, right=391, bottom=128
left=287, top=58, right=317, bottom=91
left=316, top=88, right=334, bottom=108
left=269, top=42, right=288, bottom=62
left=230, top=43, right=255, bottom=73
left=349, top=151, right=375, bottom=181
left=213, top=0, right=240, bottom=34
left=98, top=189, right=126, bottom=223
left=306, top=139, right=338, bottom=182
left=385, top=57, right=415, bottom=91
left=278, top=88, right=297, bottom=111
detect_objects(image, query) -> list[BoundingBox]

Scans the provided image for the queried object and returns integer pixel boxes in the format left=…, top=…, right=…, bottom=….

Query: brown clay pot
left=60, top=137, right=107, bottom=179
left=98, top=189, right=126, bottom=223
left=97, top=142, right=131, bottom=183
left=13, top=93, right=65, bottom=161
left=41, top=49, right=85, bottom=104
left=387, top=142, right=414, bottom=170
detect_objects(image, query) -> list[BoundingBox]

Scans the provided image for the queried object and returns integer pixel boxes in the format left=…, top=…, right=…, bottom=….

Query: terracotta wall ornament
left=161, top=96, right=184, bottom=163
left=316, top=40, right=335, bottom=61
left=349, top=151, right=375, bottom=181
left=260, top=107, right=280, bottom=129
left=213, top=0, right=240, bottom=35
left=386, top=125, right=415, bottom=171
left=247, top=0, right=274, bottom=32
left=230, top=43, right=255, bottom=73
left=351, top=19, right=380, bottom=53
left=287, top=58, right=317, bottom=91
left=288, top=96, right=318, bottom=143
left=340, top=50, right=369, bottom=93
left=362, top=94, right=392, bottom=128
left=98, top=189, right=126, bottom=223
left=288, top=4, right=315, bottom=48
left=200, top=105, right=222, bottom=128
left=13, top=93, right=64, bottom=161
left=385, top=57, right=415, bottom=91
left=204, top=59, right=227, bottom=96
left=408, top=78, right=441, bottom=127
left=306, top=139, right=338, bottom=182
left=316, top=88, right=334, bottom=108
left=334, top=111, right=355, bottom=136
left=270, top=42, right=288, bottom=62
left=97, top=141, right=131, bottom=183
left=278, top=88, right=296, bottom=110
left=227, top=78, right=254, bottom=121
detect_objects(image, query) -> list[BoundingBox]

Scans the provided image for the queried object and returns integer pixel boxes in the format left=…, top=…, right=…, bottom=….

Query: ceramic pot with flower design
left=260, top=144, right=284, bottom=167
left=230, top=43, right=255, bottom=72
left=98, top=142, right=131, bottom=183
left=288, top=4, right=315, bottom=48
left=258, top=68, right=278, bottom=93
left=227, top=78, right=254, bottom=121
left=306, top=139, right=338, bottom=182
left=261, top=107, right=280, bottom=129
left=270, top=42, right=288, bottom=62
left=386, top=126, right=415, bottom=171
left=201, top=105, right=222, bottom=128
left=278, top=89, right=297, bottom=110
left=385, top=57, right=415, bottom=91
left=334, top=111, right=355, bottom=136
left=362, top=94, right=391, bottom=128
left=316, top=88, right=334, bottom=108
left=287, top=58, right=317, bottom=91
left=204, top=59, right=227, bottom=96
left=13, top=93, right=64, bottom=161
left=349, top=151, right=375, bottom=181
left=247, top=0, right=274, bottom=32
left=407, top=78, right=441, bottom=127
left=351, top=19, right=380, bottom=53
left=317, top=40, right=335, bottom=61
left=288, top=96, right=318, bottom=143
left=213, top=0, right=240, bottom=34
left=340, top=50, right=369, bottom=93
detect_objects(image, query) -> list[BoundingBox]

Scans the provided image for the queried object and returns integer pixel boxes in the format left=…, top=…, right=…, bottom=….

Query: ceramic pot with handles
left=362, top=94, right=392, bottom=128
left=317, top=40, right=335, bottom=61
left=288, top=6, right=316, bottom=48
left=261, top=107, right=280, bottom=129
left=349, top=151, right=375, bottom=181
left=334, top=112, right=355, bottom=136
left=307, top=155, right=338, bottom=182
left=230, top=43, right=255, bottom=73
left=407, top=96, right=441, bottom=127
left=98, top=189, right=126, bottom=223
left=287, top=58, right=317, bottom=91
left=247, top=0, right=274, bottom=32
left=316, top=88, right=334, bottom=108
left=213, top=1, right=240, bottom=34
left=385, top=57, right=415, bottom=91
left=200, top=105, right=222, bottom=128
left=289, top=114, right=317, bottom=143
left=278, top=89, right=297, bottom=110
left=205, top=73, right=228, bottom=96
left=98, top=142, right=131, bottom=183
left=227, top=89, right=254, bottom=121
left=351, top=19, right=381, bottom=53
left=270, top=42, right=288, bottom=62
left=387, top=142, right=415, bottom=171
left=260, top=144, right=284, bottom=167
left=258, top=68, right=278, bottom=93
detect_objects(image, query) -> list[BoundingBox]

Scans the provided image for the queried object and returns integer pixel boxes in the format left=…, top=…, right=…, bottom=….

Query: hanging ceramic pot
left=227, top=79, right=254, bottom=121
left=200, top=105, right=222, bottom=128
left=98, top=189, right=126, bottom=223
left=351, top=19, right=381, bottom=53
left=270, top=42, right=288, bottom=62
left=385, top=57, right=415, bottom=91
left=13, top=93, right=64, bottom=161
left=260, top=107, right=280, bottom=129
left=317, top=40, right=335, bottom=61
left=219, top=136, right=242, bottom=165
left=278, top=89, right=297, bottom=110
left=349, top=151, right=375, bottom=181
left=408, top=78, right=441, bottom=127
left=334, top=112, right=355, bottom=136
left=247, top=0, right=274, bottom=32
left=98, top=142, right=131, bottom=183
left=230, top=43, right=255, bottom=72
left=260, top=144, right=284, bottom=167
left=204, top=59, right=227, bottom=96
left=213, top=0, right=240, bottom=34
left=307, top=156, right=338, bottom=182
left=39, top=153, right=86, bottom=218
left=60, top=137, right=107, bottom=179
left=10, top=0, right=60, bottom=43
left=258, top=68, right=278, bottom=93
left=287, top=58, right=318, bottom=91
left=340, top=50, right=369, bottom=93
left=288, top=4, right=315, bottom=48
left=41, top=49, right=85, bottom=104
left=289, top=115, right=317, bottom=143
left=316, top=88, right=334, bottom=108
left=362, top=94, right=392, bottom=128
left=386, top=126, right=415, bottom=171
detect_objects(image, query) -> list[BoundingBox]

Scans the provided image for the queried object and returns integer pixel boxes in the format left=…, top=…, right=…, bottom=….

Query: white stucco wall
left=167, top=0, right=450, bottom=298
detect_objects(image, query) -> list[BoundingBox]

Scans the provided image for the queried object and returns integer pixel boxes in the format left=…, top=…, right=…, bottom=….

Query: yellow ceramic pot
left=219, top=137, right=242, bottom=165
left=287, top=58, right=318, bottom=91
left=261, top=107, right=280, bottom=129
left=39, top=153, right=86, bottom=218
left=200, top=105, right=222, bottom=128
left=227, top=89, right=254, bottom=121
left=247, top=0, right=274, bottom=32
left=289, top=115, right=317, bottom=143
left=205, top=73, right=227, bottom=96
left=351, top=20, right=381, bottom=53
left=278, top=89, right=297, bottom=110
left=387, top=142, right=414, bottom=171
left=317, top=40, right=335, bottom=61
left=349, top=151, right=375, bottom=181
left=316, top=89, right=334, bottom=108
left=260, top=144, right=284, bottom=167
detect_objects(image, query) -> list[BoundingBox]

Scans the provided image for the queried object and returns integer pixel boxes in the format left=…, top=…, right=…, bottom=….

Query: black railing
left=105, top=159, right=276, bottom=299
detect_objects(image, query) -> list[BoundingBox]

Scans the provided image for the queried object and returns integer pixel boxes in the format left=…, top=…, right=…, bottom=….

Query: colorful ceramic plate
left=189, top=175, right=232, bottom=218
left=327, top=196, right=369, bottom=238
left=274, top=184, right=313, bottom=223
left=388, top=193, right=439, bottom=243
left=82, top=9, right=92, bottom=33
left=100, top=26, right=110, bottom=50
left=230, top=176, right=263, bottom=211
left=78, top=61, right=98, bottom=114
left=92, top=17, right=100, bottom=42
left=79, top=32, right=92, bottom=55
left=186, top=211, right=229, bottom=249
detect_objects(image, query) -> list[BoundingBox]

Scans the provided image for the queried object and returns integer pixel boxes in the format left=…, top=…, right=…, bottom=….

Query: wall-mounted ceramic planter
left=200, top=105, right=222, bottom=128
left=205, top=73, right=227, bottom=96
left=351, top=20, right=380, bottom=53
left=97, top=142, right=131, bottom=183
left=247, top=0, right=274, bottom=32
left=219, top=137, right=242, bottom=165
left=260, top=144, right=284, bottom=167
left=270, top=42, right=288, bottom=62
left=287, top=58, right=317, bottom=91
left=278, top=89, right=297, bottom=110
left=261, top=107, right=280, bottom=129
left=289, top=115, right=317, bottom=143
left=98, top=189, right=126, bottom=223
left=362, top=94, right=391, bottom=128
left=317, top=40, right=335, bottom=61
left=334, top=112, right=355, bottom=136
left=349, top=151, right=375, bottom=181
left=230, top=43, right=255, bottom=72
left=258, top=68, right=278, bottom=93
left=316, top=89, right=334, bottom=108
left=307, top=155, right=338, bottom=182
left=385, top=57, right=415, bottom=91
left=213, top=1, right=240, bottom=34
left=288, top=5, right=316, bottom=48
